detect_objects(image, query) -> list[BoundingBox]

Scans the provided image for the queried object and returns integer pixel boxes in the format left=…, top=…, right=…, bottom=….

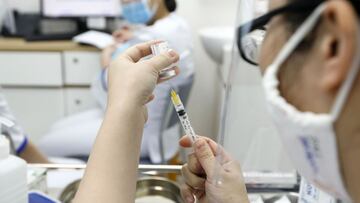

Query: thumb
left=179, top=135, right=193, bottom=148
left=145, top=50, right=179, bottom=72
left=194, top=139, right=217, bottom=178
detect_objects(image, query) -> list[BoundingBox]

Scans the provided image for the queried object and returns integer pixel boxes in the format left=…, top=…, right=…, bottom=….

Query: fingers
left=145, top=94, right=155, bottom=104
left=179, top=135, right=193, bottom=148
left=193, top=190, right=205, bottom=200
left=179, top=135, right=209, bottom=148
left=145, top=49, right=179, bottom=72
left=180, top=136, right=233, bottom=164
left=180, top=184, right=195, bottom=203
left=182, top=164, right=206, bottom=190
left=112, top=30, right=121, bottom=37
left=112, top=33, right=122, bottom=43
left=112, top=30, right=124, bottom=40
left=194, top=138, right=217, bottom=178
left=188, top=153, right=204, bottom=175
left=120, top=40, right=162, bottom=63
left=222, top=160, right=242, bottom=174
left=179, top=136, right=217, bottom=152
left=157, top=67, right=180, bottom=84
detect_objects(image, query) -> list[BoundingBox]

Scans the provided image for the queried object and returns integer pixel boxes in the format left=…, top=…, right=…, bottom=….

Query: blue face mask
left=121, top=0, right=156, bottom=24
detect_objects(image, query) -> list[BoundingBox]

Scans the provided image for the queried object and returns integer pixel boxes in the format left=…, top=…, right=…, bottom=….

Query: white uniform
left=39, top=13, right=194, bottom=163
left=0, top=90, right=28, bottom=155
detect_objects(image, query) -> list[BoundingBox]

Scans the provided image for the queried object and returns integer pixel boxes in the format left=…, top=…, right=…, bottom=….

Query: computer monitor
left=42, top=0, right=121, bottom=18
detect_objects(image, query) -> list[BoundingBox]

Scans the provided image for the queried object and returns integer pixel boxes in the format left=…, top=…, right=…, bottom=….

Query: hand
left=107, top=40, right=179, bottom=120
left=113, top=27, right=134, bottom=43
left=101, top=44, right=117, bottom=68
left=179, top=136, right=249, bottom=203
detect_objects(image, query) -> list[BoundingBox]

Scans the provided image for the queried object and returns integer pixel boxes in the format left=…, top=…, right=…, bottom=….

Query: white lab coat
left=39, top=13, right=194, bottom=163
left=0, top=90, right=28, bottom=154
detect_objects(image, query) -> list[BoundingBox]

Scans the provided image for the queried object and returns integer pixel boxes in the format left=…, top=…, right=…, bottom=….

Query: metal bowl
left=262, top=193, right=299, bottom=203
left=136, top=177, right=183, bottom=203
left=59, top=179, right=81, bottom=203
left=59, top=177, right=183, bottom=203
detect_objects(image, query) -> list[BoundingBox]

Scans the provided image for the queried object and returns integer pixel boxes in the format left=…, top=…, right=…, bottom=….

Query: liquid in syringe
left=170, top=89, right=198, bottom=143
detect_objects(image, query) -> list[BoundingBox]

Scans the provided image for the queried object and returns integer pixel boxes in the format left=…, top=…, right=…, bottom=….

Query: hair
left=285, top=0, right=360, bottom=50
left=164, top=0, right=177, bottom=12
left=284, top=0, right=321, bottom=51
left=279, top=0, right=359, bottom=87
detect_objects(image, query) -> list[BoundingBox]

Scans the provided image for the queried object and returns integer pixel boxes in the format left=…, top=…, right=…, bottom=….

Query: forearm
left=74, top=103, right=146, bottom=203
left=19, top=141, right=50, bottom=163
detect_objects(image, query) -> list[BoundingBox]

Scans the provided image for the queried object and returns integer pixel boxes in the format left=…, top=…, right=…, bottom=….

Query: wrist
left=107, top=89, right=147, bottom=110
left=106, top=99, right=146, bottom=122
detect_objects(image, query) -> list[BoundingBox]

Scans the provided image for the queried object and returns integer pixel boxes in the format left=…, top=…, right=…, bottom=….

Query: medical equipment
left=151, top=42, right=177, bottom=80
left=170, top=90, right=198, bottom=143
left=60, top=177, right=182, bottom=203
left=298, top=178, right=336, bottom=203
left=136, top=177, right=182, bottom=203
left=42, top=0, right=120, bottom=18
left=214, top=0, right=298, bottom=187
left=0, top=119, right=27, bottom=203
left=29, top=191, right=60, bottom=203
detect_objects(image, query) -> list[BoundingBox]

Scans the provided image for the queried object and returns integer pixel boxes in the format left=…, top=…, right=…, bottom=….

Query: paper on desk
left=73, top=30, right=115, bottom=49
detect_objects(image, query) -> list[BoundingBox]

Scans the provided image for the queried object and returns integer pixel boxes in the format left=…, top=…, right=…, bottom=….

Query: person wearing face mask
left=101, top=0, right=190, bottom=68
left=61, top=0, right=360, bottom=202
left=178, top=0, right=360, bottom=202
left=39, top=0, right=194, bottom=164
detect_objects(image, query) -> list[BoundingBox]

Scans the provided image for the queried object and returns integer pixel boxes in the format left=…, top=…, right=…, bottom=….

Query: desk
left=0, top=38, right=98, bottom=52
left=0, top=38, right=102, bottom=142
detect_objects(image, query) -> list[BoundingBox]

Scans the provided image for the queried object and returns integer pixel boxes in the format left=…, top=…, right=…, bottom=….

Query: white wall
left=177, top=0, right=238, bottom=139
left=6, top=0, right=239, bottom=140
left=6, top=0, right=40, bottom=12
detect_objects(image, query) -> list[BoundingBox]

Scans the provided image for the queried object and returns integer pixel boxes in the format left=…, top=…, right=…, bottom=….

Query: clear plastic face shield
left=215, top=0, right=293, bottom=188
left=215, top=0, right=325, bottom=188
left=217, top=0, right=360, bottom=201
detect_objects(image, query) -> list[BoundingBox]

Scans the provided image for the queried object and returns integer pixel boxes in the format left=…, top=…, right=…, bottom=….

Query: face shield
left=217, top=0, right=359, bottom=200
left=215, top=0, right=324, bottom=187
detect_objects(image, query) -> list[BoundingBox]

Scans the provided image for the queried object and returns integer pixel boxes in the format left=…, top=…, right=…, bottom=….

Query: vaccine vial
left=151, top=42, right=177, bottom=80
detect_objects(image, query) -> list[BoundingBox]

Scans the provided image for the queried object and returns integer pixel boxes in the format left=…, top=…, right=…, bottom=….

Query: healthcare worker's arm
left=74, top=41, right=180, bottom=203
left=19, top=140, right=49, bottom=163
left=179, top=136, right=249, bottom=203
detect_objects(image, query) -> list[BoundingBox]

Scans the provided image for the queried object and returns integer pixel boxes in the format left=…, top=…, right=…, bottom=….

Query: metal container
left=136, top=177, right=183, bottom=203
left=58, top=177, right=183, bottom=203
left=59, top=179, right=81, bottom=203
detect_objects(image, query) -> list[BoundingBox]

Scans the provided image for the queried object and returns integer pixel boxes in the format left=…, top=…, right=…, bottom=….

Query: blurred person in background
left=39, top=0, right=194, bottom=164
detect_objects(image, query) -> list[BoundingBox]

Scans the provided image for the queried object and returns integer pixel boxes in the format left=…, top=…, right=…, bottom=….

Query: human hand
left=101, top=44, right=117, bottom=68
left=112, top=27, right=134, bottom=43
left=179, top=136, right=249, bottom=203
left=107, top=40, right=179, bottom=120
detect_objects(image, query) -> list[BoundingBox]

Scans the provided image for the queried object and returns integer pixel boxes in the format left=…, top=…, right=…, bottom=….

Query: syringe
left=170, top=89, right=198, bottom=143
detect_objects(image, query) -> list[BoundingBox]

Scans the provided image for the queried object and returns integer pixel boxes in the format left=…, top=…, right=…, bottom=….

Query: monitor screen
left=42, top=0, right=121, bottom=17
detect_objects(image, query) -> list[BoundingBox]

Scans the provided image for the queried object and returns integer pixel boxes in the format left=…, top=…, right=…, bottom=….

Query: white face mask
left=262, top=3, right=360, bottom=202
